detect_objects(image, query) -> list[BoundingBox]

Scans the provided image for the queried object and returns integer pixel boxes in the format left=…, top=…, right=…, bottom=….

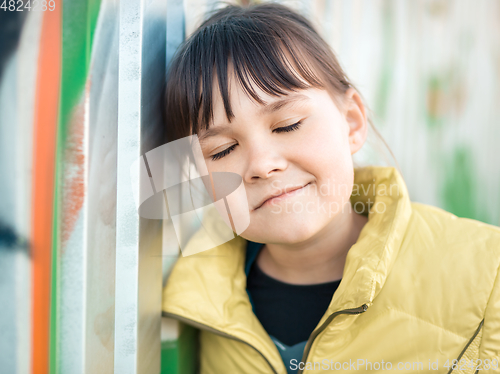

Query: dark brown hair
left=164, top=2, right=357, bottom=142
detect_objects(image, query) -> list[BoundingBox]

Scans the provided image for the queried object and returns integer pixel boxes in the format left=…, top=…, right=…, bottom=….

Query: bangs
left=165, top=3, right=351, bottom=141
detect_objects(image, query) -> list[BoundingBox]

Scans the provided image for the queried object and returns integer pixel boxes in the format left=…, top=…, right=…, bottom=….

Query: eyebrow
left=198, top=93, right=311, bottom=143
left=259, top=93, right=311, bottom=115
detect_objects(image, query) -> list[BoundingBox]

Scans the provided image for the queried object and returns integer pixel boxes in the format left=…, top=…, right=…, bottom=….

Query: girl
left=162, top=3, right=500, bottom=374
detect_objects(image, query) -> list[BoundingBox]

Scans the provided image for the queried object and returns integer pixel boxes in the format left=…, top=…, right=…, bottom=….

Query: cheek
left=295, top=120, right=352, bottom=175
left=294, top=121, right=354, bottom=206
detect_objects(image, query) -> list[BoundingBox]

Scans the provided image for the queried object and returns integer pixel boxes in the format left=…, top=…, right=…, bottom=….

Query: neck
left=256, top=204, right=368, bottom=285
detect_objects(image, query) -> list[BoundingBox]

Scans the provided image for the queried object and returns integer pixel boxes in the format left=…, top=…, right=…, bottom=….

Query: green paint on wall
left=441, top=146, right=490, bottom=223
left=425, top=75, right=446, bottom=130
left=50, top=0, right=102, bottom=373
left=87, top=0, right=101, bottom=61
left=425, top=69, right=465, bottom=131
left=161, top=323, right=198, bottom=374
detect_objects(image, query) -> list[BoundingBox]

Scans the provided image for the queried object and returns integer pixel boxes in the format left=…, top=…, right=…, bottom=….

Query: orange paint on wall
left=61, top=80, right=88, bottom=249
left=31, top=3, right=62, bottom=374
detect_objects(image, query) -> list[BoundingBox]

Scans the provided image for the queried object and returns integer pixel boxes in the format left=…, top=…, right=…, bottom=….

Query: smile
left=255, top=183, right=311, bottom=210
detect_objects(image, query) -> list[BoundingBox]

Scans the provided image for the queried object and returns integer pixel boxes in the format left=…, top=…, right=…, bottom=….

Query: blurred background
left=0, top=0, right=499, bottom=373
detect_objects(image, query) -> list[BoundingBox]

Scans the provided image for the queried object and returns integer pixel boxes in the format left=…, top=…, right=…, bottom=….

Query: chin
left=244, top=213, right=321, bottom=244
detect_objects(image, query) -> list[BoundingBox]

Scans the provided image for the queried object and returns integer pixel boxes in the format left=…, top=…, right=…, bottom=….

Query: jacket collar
left=162, top=165, right=412, bottom=368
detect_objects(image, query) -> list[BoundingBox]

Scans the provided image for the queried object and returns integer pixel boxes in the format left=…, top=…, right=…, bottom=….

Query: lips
left=254, top=183, right=310, bottom=210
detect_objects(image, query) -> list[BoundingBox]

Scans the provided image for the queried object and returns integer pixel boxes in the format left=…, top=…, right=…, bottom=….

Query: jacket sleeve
left=478, top=261, right=500, bottom=373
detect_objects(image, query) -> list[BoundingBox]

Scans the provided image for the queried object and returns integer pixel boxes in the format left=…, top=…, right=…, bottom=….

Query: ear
left=343, top=88, right=368, bottom=155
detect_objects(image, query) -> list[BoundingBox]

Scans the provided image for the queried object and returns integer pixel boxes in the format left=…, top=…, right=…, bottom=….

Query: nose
left=243, top=141, right=288, bottom=183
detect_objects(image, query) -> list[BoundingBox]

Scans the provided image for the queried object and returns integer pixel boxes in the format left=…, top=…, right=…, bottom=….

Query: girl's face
left=198, top=75, right=368, bottom=245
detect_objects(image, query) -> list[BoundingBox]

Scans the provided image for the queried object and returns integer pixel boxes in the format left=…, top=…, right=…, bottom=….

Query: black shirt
left=246, top=260, right=342, bottom=346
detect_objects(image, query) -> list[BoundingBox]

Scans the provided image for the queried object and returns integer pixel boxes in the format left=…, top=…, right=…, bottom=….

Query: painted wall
left=0, top=1, right=498, bottom=374
left=0, top=0, right=168, bottom=372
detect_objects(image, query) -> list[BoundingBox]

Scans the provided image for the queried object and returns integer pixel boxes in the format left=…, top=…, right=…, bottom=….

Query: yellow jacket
left=162, top=166, right=500, bottom=374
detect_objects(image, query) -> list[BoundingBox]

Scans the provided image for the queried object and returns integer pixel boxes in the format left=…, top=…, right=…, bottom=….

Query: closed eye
left=210, top=121, right=303, bottom=161
left=211, top=143, right=237, bottom=161
left=274, top=121, right=302, bottom=133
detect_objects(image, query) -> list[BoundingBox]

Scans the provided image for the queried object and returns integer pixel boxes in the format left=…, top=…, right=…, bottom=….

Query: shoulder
left=403, top=202, right=500, bottom=287
left=379, top=202, right=500, bottom=340
left=408, top=201, right=500, bottom=258
left=407, top=204, right=500, bottom=357
left=395, top=201, right=500, bottom=308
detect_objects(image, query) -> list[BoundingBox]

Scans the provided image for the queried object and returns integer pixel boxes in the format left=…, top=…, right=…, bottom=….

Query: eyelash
left=210, top=121, right=303, bottom=161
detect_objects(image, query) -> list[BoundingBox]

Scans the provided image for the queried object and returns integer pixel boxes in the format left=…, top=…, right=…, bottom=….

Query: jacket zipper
left=162, top=311, right=280, bottom=374
left=298, top=304, right=369, bottom=374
